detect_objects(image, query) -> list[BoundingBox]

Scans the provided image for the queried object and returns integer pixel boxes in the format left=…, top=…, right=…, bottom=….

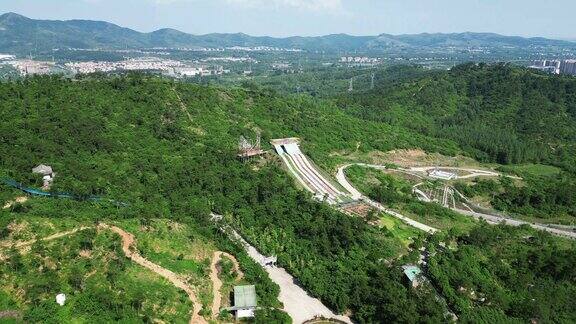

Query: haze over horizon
left=1, top=0, right=575, bottom=40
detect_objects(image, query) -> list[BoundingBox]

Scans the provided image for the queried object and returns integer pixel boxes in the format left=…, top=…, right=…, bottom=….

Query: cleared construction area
left=340, top=163, right=576, bottom=239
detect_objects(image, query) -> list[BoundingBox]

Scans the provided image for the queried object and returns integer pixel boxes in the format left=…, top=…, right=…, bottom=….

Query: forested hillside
left=339, top=64, right=576, bottom=172
left=0, top=74, right=458, bottom=322
left=1, top=73, right=575, bottom=323
left=337, top=64, right=576, bottom=220
left=0, top=74, right=458, bottom=198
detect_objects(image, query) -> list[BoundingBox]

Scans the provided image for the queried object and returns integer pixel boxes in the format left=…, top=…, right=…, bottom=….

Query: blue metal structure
left=1, top=178, right=127, bottom=206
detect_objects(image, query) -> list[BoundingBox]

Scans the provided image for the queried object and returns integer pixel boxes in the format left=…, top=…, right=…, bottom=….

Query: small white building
left=32, top=164, right=53, bottom=176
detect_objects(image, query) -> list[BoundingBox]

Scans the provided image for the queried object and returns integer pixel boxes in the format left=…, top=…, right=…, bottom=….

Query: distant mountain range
left=1, top=12, right=575, bottom=54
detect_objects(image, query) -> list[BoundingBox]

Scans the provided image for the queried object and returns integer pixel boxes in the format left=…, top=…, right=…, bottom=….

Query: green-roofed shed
left=233, top=285, right=257, bottom=319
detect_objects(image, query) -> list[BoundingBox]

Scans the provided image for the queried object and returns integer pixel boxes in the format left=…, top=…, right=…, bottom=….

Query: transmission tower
left=237, top=130, right=264, bottom=161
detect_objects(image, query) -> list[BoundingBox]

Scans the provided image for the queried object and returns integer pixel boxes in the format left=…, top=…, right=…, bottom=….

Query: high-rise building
left=529, top=60, right=561, bottom=74
left=560, top=60, right=576, bottom=75
left=528, top=59, right=576, bottom=75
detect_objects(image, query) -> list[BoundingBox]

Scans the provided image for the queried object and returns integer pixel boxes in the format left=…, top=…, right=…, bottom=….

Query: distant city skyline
left=1, top=0, right=575, bottom=40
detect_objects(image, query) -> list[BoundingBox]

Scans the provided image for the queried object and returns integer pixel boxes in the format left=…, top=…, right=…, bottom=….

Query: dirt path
left=172, top=87, right=194, bottom=124
left=0, top=310, right=21, bottom=320
left=100, top=224, right=207, bottom=324
left=2, top=196, right=28, bottom=209
left=209, top=251, right=244, bottom=319
left=0, top=226, right=91, bottom=249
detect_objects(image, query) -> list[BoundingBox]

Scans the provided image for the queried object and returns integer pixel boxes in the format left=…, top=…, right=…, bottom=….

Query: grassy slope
left=0, top=216, right=192, bottom=323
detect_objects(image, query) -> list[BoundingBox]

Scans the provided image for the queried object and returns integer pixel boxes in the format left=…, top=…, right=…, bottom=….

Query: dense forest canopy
left=428, top=224, right=576, bottom=323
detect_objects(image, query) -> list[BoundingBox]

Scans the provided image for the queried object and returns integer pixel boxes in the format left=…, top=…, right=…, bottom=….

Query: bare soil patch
left=3, top=196, right=28, bottom=209
left=380, top=149, right=480, bottom=168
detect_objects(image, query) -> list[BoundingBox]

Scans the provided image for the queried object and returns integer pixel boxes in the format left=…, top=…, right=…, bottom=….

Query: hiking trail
left=209, top=251, right=244, bottom=319
left=99, top=224, right=207, bottom=324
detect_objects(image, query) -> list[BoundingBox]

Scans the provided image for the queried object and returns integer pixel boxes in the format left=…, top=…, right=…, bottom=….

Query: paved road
left=337, top=163, right=576, bottom=239
left=454, top=209, right=576, bottom=239
left=336, top=164, right=438, bottom=233
left=227, top=227, right=352, bottom=324
left=408, top=166, right=522, bottom=180
left=452, top=188, right=576, bottom=239
left=336, top=164, right=363, bottom=200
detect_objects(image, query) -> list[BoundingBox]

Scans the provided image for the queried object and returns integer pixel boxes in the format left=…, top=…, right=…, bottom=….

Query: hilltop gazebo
left=32, top=164, right=55, bottom=190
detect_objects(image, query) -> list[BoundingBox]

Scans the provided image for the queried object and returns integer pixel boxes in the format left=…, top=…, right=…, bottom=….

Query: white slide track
left=286, top=153, right=330, bottom=196
left=283, top=153, right=338, bottom=204
left=273, top=140, right=346, bottom=204
left=294, top=153, right=343, bottom=197
left=278, top=153, right=318, bottom=195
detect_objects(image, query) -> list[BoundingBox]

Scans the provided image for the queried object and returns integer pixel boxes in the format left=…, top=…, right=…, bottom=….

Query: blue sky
left=1, top=0, right=575, bottom=39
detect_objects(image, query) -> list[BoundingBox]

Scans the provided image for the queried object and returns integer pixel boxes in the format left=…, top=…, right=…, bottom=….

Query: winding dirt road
left=209, top=251, right=244, bottom=319
left=2, top=224, right=209, bottom=323
left=100, top=224, right=207, bottom=324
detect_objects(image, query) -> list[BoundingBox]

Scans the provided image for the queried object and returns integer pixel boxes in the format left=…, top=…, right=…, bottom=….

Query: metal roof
left=270, top=138, right=300, bottom=146
left=402, top=265, right=422, bottom=282
left=32, top=164, right=53, bottom=175
left=234, top=285, right=257, bottom=308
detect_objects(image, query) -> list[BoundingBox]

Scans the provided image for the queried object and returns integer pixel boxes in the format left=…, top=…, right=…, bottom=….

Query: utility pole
left=370, top=72, right=375, bottom=90
left=348, top=77, right=354, bottom=92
